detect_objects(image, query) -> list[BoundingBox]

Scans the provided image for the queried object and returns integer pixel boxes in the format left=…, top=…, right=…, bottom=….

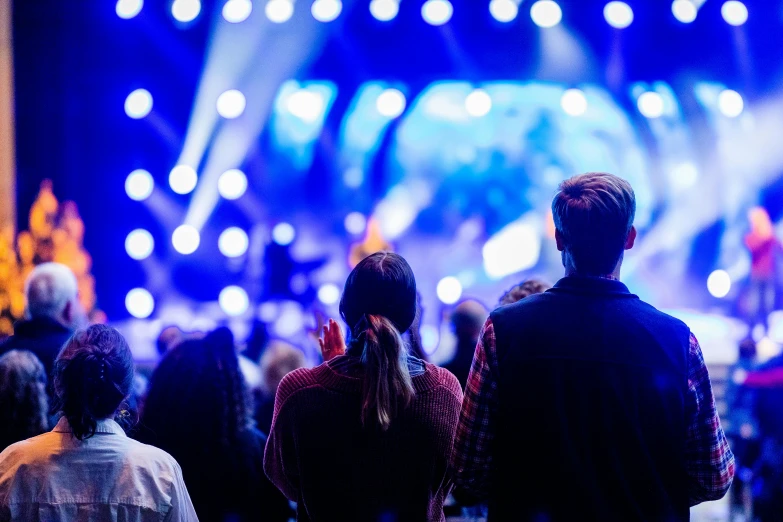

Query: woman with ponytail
left=0, top=324, right=197, bottom=521
left=264, top=252, right=463, bottom=522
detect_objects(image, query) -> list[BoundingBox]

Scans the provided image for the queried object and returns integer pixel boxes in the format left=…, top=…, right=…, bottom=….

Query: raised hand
left=318, top=319, right=346, bottom=362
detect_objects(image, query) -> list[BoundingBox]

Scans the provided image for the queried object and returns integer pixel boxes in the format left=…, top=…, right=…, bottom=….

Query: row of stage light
left=116, top=0, right=750, bottom=28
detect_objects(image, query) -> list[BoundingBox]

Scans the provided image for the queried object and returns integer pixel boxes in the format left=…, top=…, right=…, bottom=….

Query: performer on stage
left=745, top=207, right=780, bottom=332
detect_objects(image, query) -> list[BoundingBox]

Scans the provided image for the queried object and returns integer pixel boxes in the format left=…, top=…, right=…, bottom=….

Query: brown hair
left=498, top=279, right=551, bottom=306
left=0, top=350, right=48, bottom=450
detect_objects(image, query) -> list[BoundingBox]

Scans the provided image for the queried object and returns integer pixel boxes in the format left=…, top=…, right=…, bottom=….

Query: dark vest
left=489, top=276, right=691, bottom=522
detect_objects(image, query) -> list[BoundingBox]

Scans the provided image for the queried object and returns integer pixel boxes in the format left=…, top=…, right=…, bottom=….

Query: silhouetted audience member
left=256, top=339, right=306, bottom=434
left=0, top=350, right=48, bottom=452
left=454, top=173, right=733, bottom=520
left=0, top=325, right=197, bottom=521
left=139, top=327, right=290, bottom=522
left=497, top=278, right=551, bottom=306
left=444, top=299, right=487, bottom=390
left=265, top=252, right=463, bottom=522
left=155, top=325, right=186, bottom=357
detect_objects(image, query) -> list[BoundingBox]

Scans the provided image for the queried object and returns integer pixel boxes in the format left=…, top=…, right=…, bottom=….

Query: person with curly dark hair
left=0, top=350, right=48, bottom=452
left=0, top=324, right=197, bottom=521
left=138, top=327, right=291, bottom=522
left=497, top=278, right=552, bottom=307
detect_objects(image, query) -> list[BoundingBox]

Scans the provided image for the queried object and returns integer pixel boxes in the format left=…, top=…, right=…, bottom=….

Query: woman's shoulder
left=415, top=363, right=463, bottom=401
left=275, top=364, right=330, bottom=404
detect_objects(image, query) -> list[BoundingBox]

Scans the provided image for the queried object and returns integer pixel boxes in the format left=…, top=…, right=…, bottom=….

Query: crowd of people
left=0, top=171, right=777, bottom=521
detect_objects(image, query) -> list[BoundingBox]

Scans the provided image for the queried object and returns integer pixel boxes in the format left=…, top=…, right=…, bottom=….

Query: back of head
left=0, top=350, right=49, bottom=449
left=24, top=263, right=80, bottom=326
left=451, top=299, right=487, bottom=342
left=54, top=325, right=134, bottom=440
left=260, top=340, right=306, bottom=396
left=498, top=279, right=552, bottom=306
left=552, top=173, right=636, bottom=276
left=339, top=252, right=417, bottom=430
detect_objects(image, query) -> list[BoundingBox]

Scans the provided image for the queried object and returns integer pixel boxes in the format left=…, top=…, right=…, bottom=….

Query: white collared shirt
left=0, top=417, right=198, bottom=522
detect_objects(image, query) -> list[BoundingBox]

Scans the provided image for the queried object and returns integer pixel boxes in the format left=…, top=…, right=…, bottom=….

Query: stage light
left=172, top=225, right=200, bottom=254
left=436, top=276, right=463, bottom=305
left=421, top=0, right=453, bottom=26
left=125, top=169, right=154, bottom=201
left=125, top=229, right=155, bottom=260
left=272, top=223, right=296, bottom=245
left=116, top=0, right=143, bottom=19
left=169, top=165, right=198, bottom=195
left=637, top=92, right=664, bottom=118
left=718, top=89, right=743, bottom=117
left=343, top=168, right=364, bottom=188
left=489, top=0, right=518, bottom=22
left=483, top=215, right=540, bottom=279
left=171, top=0, right=201, bottom=22
left=721, top=1, right=747, bottom=26
left=370, top=0, right=399, bottom=21
left=707, top=270, right=731, bottom=298
left=124, top=89, right=152, bottom=119
left=344, top=212, right=367, bottom=235
left=530, top=0, right=562, bottom=28
left=286, top=89, right=325, bottom=122
left=218, top=169, right=248, bottom=200
left=266, top=0, right=294, bottom=22
left=219, top=286, right=249, bottom=316
left=216, top=89, right=246, bottom=119
left=603, top=1, right=633, bottom=28
left=317, top=283, right=341, bottom=305
left=311, top=0, right=342, bottom=22
left=218, top=227, right=249, bottom=257
left=223, top=0, right=252, bottom=22
left=670, top=162, right=699, bottom=191
left=560, top=88, right=587, bottom=116
left=376, top=89, right=406, bottom=118
left=465, top=89, right=492, bottom=117
left=671, top=0, right=697, bottom=23
left=126, top=288, right=154, bottom=319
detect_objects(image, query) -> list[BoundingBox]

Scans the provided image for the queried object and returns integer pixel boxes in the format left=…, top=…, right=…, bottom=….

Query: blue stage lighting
left=272, top=223, right=296, bottom=245
left=421, top=0, right=453, bottom=26
left=169, top=165, right=198, bottom=194
left=721, top=1, right=747, bottom=26
left=216, top=89, right=246, bottom=119
left=707, top=270, right=731, bottom=298
left=286, top=89, right=325, bottom=122
left=376, top=89, right=406, bottom=118
left=125, top=229, right=155, bottom=260
left=560, top=88, right=587, bottom=116
left=671, top=0, right=697, bottom=23
left=172, top=225, right=200, bottom=254
left=219, top=286, right=249, bottom=316
left=116, top=0, right=143, bottom=19
left=637, top=92, right=664, bottom=118
left=436, top=276, right=463, bottom=305
left=530, top=0, right=562, bottom=28
left=465, top=89, right=492, bottom=117
left=265, top=0, right=294, bottom=22
left=172, top=0, right=201, bottom=22
left=718, top=89, right=744, bottom=117
left=344, top=212, right=367, bottom=235
left=223, top=0, right=252, bottom=23
left=317, top=283, right=341, bottom=305
left=311, top=0, right=342, bottom=22
left=218, top=169, right=248, bottom=200
left=603, top=1, right=633, bottom=28
left=124, top=89, right=152, bottom=119
left=370, top=0, right=399, bottom=21
left=489, top=0, right=518, bottom=22
left=218, top=227, right=249, bottom=257
left=125, top=169, right=154, bottom=201
left=126, top=288, right=154, bottom=318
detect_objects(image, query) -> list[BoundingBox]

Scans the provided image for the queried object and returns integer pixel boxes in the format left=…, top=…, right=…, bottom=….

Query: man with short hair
left=1, top=263, right=86, bottom=384
left=453, top=173, right=734, bottom=520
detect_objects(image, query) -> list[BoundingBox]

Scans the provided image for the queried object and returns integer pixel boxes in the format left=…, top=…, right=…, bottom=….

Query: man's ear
left=555, top=229, right=566, bottom=252
left=625, top=226, right=637, bottom=250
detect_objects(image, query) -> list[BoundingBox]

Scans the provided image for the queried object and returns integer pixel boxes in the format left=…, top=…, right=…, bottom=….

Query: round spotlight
left=437, top=276, right=463, bottom=305
left=421, top=0, right=453, bottom=26
left=489, top=0, right=518, bottom=22
left=671, top=0, right=697, bottom=23
left=370, top=0, right=399, bottom=21
left=125, top=169, right=154, bottom=201
left=219, top=286, right=249, bottom=316
left=344, top=212, right=367, bottom=235
left=171, top=0, right=201, bottom=22
left=343, top=167, right=364, bottom=188
left=223, top=0, right=252, bottom=22
left=317, top=283, right=341, bottom=305
left=530, top=0, right=562, bottom=28
left=218, top=227, right=249, bottom=258
left=218, top=169, right=248, bottom=200
left=286, top=89, right=325, bottom=122
left=272, top=222, right=296, bottom=245
left=126, top=288, right=154, bottom=319
left=169, top=165, right=198, bottom=195
left=266, top=0, right=294, bottom=22
left=376, top=89, right=406, bottom=118
left=116, top=0, right=143, bottom=19
left=637, top=91, right=664, bottom=119
left=216, top=89, right=246, bottom=119
left=718, top=89, right=744, bottom=117
left=721, top=0, right=747, bottom=26
left=707, top=270, right=731, bottom=298
left=603, top=1, right=633, bottom=28
left=124, top=89, right=153, bottom=119
left=311, top=0, right=342, bottom=22
left=560, top=88, right=588, bottom=116
left=172, top=225, right=200, bottom=255
left=465, top=89, right=492, bottom=117
left=125, top=229, right=155, bottom=260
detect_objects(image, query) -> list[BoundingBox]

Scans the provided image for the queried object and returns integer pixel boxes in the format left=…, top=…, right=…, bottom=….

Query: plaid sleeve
left=451, top=317, right=498, bottom=499
left=685, top=332, right=735, bottom=505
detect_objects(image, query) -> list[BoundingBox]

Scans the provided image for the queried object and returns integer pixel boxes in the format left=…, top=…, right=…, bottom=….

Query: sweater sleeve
left=263, top=372, right=306, bottom=502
